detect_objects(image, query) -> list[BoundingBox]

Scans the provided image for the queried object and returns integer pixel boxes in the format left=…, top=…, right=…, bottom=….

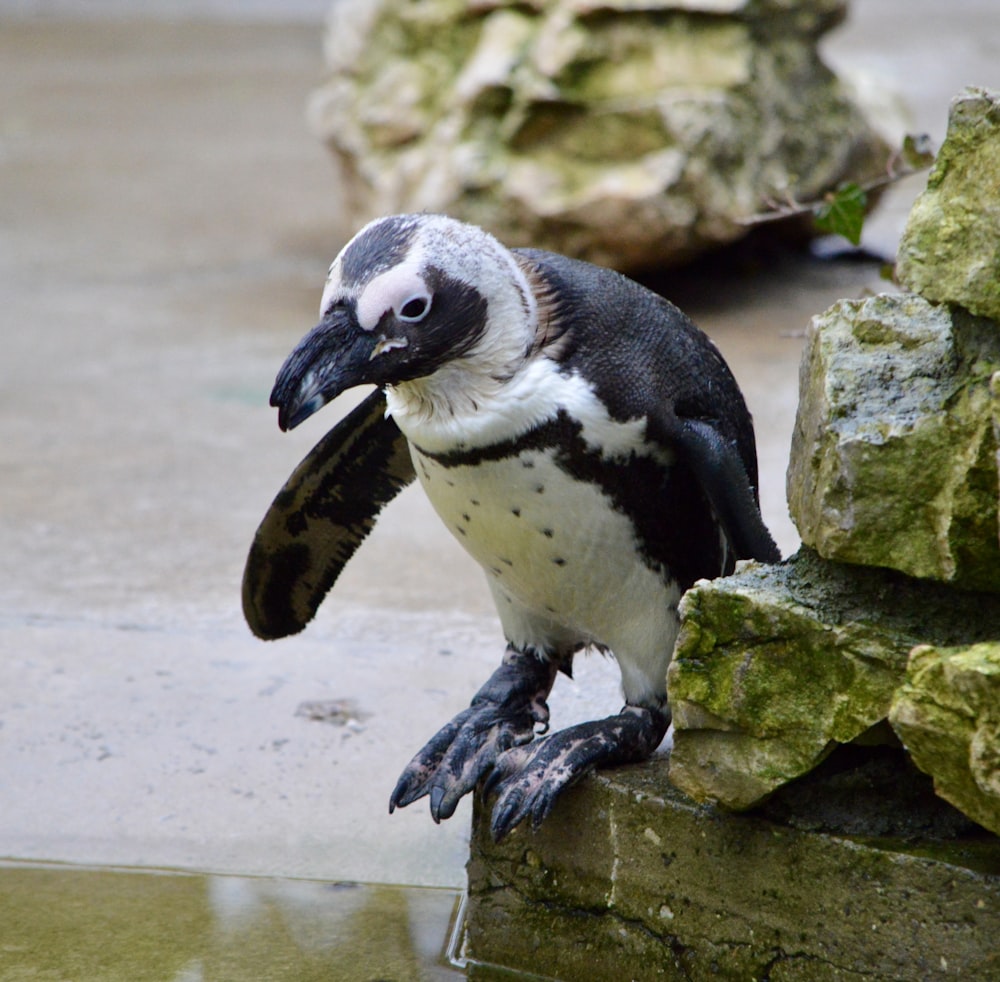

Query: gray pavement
left=1, top=4, right=997, bottom=889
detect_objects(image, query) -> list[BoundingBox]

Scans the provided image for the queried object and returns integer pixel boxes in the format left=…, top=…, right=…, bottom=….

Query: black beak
left=269, top=307, right=375, bottom=431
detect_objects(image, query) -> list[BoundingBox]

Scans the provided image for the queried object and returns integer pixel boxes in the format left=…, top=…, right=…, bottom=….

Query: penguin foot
left=389, top=647, right=559, bottom=823
left=484, top=704, right=670, bottom=842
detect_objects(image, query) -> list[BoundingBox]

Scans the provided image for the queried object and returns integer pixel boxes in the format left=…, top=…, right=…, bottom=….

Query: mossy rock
left=667, top=549, right=1000, bottom=810
left=897, top=87, right=1000, bottom=321
left=890, top=641, right=1000, bottom=837
left=786, top=293, right=1000, bottom=591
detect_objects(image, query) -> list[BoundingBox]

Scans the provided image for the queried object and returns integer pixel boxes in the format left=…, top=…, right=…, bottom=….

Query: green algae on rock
left=786, top=293, right=1000, bottom=591
left=890, top=641, right=1000, bottom=837
left=666, top=549, right=1000, bottom=810
left=897, top=87, right=1000, bottom=322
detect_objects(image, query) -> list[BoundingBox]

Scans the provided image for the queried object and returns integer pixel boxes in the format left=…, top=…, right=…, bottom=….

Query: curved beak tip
left=273, top=391, right=323, bottom=433
left=266, top=309, right=374, bottom=433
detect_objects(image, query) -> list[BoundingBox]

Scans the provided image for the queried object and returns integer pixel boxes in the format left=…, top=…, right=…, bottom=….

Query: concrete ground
left=1, top=3, right=997, bottom=891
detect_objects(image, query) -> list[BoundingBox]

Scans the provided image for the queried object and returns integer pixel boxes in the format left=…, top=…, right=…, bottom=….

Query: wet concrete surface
left=1, top=0, right=998, bottom=933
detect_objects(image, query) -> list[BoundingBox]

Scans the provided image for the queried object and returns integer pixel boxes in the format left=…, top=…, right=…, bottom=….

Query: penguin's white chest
left=409, top=442, right=681, bottom=660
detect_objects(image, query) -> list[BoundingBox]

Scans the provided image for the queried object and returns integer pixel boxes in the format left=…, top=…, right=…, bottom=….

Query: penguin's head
left=270, top=214, right=537, bottom=431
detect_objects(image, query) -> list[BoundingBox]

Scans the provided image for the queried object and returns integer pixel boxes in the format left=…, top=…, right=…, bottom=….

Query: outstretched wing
left=242, top=389, right=416, bottom=640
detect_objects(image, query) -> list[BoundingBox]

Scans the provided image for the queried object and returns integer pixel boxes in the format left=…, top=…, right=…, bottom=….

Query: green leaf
left=813, top=182, right=868, bottom=246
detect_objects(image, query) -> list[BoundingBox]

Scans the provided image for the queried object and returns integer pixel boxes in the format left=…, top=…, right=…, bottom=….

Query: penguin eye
left=398, top=294, right=432, bottom=322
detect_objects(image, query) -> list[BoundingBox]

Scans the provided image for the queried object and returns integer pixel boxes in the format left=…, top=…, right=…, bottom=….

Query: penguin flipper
left=242, top=389, right=416, bottom=640
left=653, top=413, right=781, bottom=564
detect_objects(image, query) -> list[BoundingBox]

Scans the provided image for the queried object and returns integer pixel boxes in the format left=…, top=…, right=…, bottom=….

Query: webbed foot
left=485, top=704, right=670, bottom=841
left=389, top=646, right=559, bottom=823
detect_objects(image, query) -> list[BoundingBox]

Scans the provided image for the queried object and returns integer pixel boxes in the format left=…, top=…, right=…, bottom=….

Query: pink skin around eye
left=354, top=264, right=428, bottom=331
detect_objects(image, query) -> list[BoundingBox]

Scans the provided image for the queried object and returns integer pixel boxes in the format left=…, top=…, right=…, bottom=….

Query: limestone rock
left=890, top=642, right=1000, bottom=836
left=897, top=88, right=1000, bottom=321
left=465, top=754, right=1000, bottom=982
left=308, top=0, right=889, bottom=270
left=666, top=549, right=1000, bottom=810
left=786, top=293, right=1000, bottom=591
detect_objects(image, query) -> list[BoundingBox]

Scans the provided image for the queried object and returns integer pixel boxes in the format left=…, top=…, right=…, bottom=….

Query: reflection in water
left=0, top=864, right=464, bottom=981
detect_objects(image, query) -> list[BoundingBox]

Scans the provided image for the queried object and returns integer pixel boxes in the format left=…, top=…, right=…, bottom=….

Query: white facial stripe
left=370, top=336, right=409, bottom=360
left=319, top=256, right=348, bottom=317
left=355, top=260, right=428, bottom=332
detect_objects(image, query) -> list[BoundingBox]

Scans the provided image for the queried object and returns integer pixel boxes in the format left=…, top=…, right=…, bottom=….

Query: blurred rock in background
left=308, top=0, right=892, bottom=271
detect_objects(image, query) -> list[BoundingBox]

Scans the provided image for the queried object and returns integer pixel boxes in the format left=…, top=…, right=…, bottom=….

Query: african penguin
left=243, top=213, right=780, bottom=841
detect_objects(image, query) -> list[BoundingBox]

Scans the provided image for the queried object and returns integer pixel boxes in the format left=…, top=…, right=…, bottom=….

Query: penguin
left=243, top=213, right=780, bottom=842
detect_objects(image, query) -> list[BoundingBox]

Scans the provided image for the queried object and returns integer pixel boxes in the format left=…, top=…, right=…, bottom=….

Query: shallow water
left=0, top=862, right=468, bottom=981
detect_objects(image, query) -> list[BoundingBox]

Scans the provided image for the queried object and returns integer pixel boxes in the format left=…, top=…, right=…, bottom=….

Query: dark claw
left=489, top=794, right=523, bottom=842
left=429, top=785, right=447, bottom=823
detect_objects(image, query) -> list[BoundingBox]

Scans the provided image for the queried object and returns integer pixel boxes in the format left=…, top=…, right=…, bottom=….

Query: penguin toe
left=389, top=705, right=476, bottom=813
